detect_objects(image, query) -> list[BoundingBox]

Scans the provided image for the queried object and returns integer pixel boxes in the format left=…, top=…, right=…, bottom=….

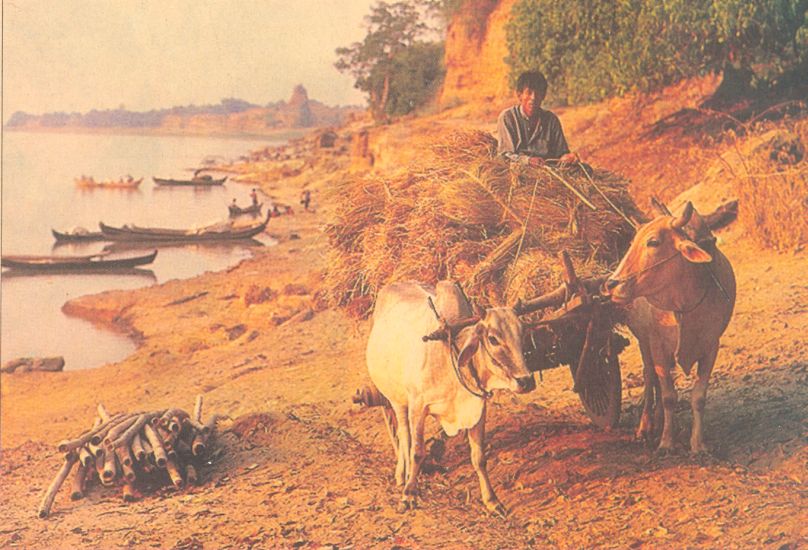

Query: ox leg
left=655, top=362, right=678, bottom=452
left=381, top=405, right=398, bottom=457
left=400, top=404, right=428, bottom=511
left=468, top=405, right=506, bottom=518
left=392, top=404, right=410, bottom=488
left=690, top=348, right=717, bottom=454
left=652, top=375, right=664, bottom=438
left=636, top=342, right=657, bottom=444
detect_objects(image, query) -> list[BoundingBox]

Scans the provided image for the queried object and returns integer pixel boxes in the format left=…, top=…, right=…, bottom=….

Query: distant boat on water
left=98, top=213, right=269, bottom=242
left=228, top=202, right=263, bottom=217
left=1, top=250, right=157, bottom=271
left=75, top=175, right=142, bottom=189
left=51, top=227, right=107, bottom=242
left=153, top=169, right=227, bottom=187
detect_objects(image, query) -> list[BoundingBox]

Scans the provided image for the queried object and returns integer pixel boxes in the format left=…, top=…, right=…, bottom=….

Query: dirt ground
left=2, top=83, right=806, bottom=549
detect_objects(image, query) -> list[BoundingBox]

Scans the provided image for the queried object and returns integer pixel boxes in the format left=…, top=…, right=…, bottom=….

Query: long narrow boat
left=51, top=228, right=108, bottom=242
left=1, top=250, right=157, bottom=271
left=228, top=202, right=263, bottom=217
left=98, top=214, right=269, bottom=242
left=75, top=176, right=143, bottom=189
left=153, top=175, right=227, bottom=186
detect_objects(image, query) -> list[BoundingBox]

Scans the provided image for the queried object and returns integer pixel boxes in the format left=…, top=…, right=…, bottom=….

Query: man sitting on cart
left=497, top=70, right=579, bottom=167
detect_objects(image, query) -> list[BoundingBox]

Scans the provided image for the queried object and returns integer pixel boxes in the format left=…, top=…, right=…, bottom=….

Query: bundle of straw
left=323, top=129, right=642, bottom=316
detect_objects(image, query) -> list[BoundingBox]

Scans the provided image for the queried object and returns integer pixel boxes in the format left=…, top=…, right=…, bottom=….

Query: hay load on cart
left=325, top=129, right=643, bottom=429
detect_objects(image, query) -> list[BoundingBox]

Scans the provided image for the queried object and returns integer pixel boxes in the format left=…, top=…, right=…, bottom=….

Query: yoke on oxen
left=415, top=250, right=628, bottom=430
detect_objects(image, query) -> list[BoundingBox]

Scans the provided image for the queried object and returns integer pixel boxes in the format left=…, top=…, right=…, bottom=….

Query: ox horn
left=672, top=201, right=694, bottom=229
left=650, top=196, right=672, bottom=216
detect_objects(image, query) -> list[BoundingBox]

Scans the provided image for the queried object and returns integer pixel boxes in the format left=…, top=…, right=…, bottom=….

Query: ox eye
left=646, top=237, right=661, bottom=247
left=488, top=335, right=500, bottom=346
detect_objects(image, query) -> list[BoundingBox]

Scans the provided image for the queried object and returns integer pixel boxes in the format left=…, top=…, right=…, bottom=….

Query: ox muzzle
left=515, top=375, right=536, bottom=394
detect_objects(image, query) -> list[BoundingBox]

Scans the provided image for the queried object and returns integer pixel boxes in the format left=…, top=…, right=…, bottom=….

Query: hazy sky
left=2, top=0, right=377, bottom=116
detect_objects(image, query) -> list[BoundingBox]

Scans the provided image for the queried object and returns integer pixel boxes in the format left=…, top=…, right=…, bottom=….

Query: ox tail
left=352, top=384, right=391, bottom=408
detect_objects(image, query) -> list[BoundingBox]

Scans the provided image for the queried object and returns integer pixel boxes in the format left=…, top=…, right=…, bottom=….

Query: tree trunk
left=702, top=63, right=754, bottom=109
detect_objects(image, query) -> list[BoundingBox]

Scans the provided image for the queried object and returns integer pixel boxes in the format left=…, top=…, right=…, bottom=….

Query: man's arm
left=539, top=112, right=577, bottom=164
left=497, top=109, right=532, bottom=165
left=547, top=112, right=571, bottom=159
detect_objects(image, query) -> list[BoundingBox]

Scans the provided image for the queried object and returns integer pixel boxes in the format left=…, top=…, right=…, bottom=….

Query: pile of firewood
left=38, top=396, right=222, bottom=518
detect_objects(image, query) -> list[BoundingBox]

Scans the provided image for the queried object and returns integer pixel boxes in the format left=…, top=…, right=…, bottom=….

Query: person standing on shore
left=497, top=70, right=578, bottom=166
left=300, top=190, right=311, bottom=211
left=250, top=188, right=259, bottom=207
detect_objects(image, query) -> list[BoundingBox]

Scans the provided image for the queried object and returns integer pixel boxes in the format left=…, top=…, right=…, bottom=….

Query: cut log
left=71, top=464, right=87, bottom=500
left=143, top=424, right=168, bottom=468
left=103, top=415, right=140, bottom=447
left=115, top=446, right=136, bottom=483
left=165, top=458, right=184, bottom=488
left=38, top=453, right=78, bottom=518
left=122, top=483, right=136, bottom=502
left=131, top=433, right=146, bottom=462
left=193, top=395, right=203, bottom=423
left=57, top=413, right=125, bottom=453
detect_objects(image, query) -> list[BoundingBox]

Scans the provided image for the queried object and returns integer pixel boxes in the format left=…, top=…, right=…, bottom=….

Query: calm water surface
left=2, top=131, right=283, bottom=370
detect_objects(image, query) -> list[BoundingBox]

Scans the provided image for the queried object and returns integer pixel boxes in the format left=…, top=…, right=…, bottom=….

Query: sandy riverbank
left=1, top=95, right=806, bottom=547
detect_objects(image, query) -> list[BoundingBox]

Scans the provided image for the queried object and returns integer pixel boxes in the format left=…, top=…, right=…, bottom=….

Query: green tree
left=383, top=41, right=445, bottom=116
left=336, top=2, right=427, bottom=118
left=506, top=0, right=807, bottom=105
left=336, top=1, right=445, bottom=119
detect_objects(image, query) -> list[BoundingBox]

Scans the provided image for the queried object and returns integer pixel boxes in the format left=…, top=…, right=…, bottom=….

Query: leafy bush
left=335, top=1, right=445, bottom=119
left=376, top=42, right=445, bottom=117
left=506, top=0, right=807, bottom=105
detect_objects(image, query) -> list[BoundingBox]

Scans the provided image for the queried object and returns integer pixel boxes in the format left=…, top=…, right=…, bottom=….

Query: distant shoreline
left=3, top=125, right=314, bottom=142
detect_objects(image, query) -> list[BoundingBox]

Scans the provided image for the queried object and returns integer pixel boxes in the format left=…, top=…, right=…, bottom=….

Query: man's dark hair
left=515, top=71, right=548, bottom=96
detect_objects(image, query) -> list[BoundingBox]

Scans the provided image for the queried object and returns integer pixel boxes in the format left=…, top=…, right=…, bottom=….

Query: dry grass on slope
left=731, top=119, right=808, bottom=251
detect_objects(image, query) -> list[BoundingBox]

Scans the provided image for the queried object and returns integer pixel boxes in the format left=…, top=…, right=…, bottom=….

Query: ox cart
left=513, top=252, right=626, bottom=429
left=356, top=251, right=626, bottom=430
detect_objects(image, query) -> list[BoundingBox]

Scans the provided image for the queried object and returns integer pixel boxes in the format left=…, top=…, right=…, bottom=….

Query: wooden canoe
left=98, top=214, right=269, bottom=242
left=153, top=175, right=227, bottom=186
left=1, top=250, right=157, bottom=271
left=75, top=176, right=143, bottom=189
left=228, top=202, right=263, bottom=217
left=52, top=228, right=108, bottom=242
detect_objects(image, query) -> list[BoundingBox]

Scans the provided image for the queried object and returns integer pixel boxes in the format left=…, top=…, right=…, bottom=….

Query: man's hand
left=528, top=156, right=545, bottom=167
left=559, top=152, right=579, bottom=165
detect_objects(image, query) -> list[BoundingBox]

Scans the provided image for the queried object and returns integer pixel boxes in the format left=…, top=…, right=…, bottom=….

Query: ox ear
left=457, top=326, right=482, bottom=370
left=676, top=237, right=712, bottom=263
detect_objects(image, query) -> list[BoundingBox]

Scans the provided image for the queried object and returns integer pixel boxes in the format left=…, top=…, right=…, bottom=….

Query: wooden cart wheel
left=571, top=337, right=621, bottom=430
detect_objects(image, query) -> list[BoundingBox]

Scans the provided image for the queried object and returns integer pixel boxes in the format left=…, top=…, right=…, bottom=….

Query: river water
left=1, top=131, right=286, bottom=370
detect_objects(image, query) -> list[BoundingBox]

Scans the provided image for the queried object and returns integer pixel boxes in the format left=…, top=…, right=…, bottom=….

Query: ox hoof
left=397, top=494, right=417, bottom=513
left=635, top=429, right=655, bottom=449
left=655, top=445, right=676, bottom=457
left=690, top=440, right=710, bottom=455
left=690, top=446, right=714, bottom=464
left=485, top=499, right=508, bottom=519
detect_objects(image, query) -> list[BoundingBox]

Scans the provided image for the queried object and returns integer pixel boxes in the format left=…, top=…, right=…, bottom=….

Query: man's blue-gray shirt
left=496, top=105, right=570, bottom=163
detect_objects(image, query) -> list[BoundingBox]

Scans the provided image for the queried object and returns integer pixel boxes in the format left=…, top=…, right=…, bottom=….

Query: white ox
left=606, top=202, right=736, bottom=453
left=366, top=281, right=535, bottom=515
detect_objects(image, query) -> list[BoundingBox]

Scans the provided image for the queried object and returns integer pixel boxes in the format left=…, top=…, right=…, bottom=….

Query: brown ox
left=605, top=201, right=736, bottom=453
